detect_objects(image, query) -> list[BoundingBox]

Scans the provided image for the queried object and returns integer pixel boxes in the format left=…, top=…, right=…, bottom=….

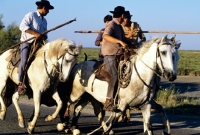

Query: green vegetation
left=78, top=48, right=100, bottom=62
left=155, top=85, right=200, bottom=115
left=178, top=50, right=200, bottom=76
left=0, top=14, right=21, bottom=51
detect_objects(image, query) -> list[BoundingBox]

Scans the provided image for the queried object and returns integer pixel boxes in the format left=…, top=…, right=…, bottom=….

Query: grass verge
left=155, top=85, right=200, bottom=116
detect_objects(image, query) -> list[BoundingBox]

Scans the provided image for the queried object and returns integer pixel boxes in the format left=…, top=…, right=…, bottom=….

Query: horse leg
left=118, top=108, right=131, bottom=123
left=56, top=98, right=69, bottom=132
left=151, top=100, right=170, bottom=135
left=64, top=89, right=85, bottom=119
left=141, top=103, right=153, bottom=135
left=12, top=92, right=25, bottom=128
left=0, top=82, right=7, bottom=120
left=45, top=89, right=63, bottom=121
left=69, top=97, right=88, bottom=135
left=27, top=90, right=41, bottom=134
left=90, top=97, right=114, bottom=135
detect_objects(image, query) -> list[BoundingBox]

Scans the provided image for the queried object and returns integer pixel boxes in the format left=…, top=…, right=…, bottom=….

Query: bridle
left=134, top=41, right=173, bottom=89
left=43, top=50, right=78, bottom=86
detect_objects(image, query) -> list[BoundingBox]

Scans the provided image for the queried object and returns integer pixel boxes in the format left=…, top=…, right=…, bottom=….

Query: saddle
left=6, top=40, right=44, bottom=90
left=5, top=47, right=21, bottom=68
left=94, top=60, right=112, bottom=82
left=94, top=49, right=135, bottom=88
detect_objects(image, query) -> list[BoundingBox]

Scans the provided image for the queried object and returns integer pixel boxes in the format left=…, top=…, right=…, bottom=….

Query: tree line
left=0, top=14, right=21, bottom=51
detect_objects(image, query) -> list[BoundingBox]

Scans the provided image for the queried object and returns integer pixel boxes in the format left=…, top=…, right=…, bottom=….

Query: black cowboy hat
left=110, top=6, right=125, bottom=14
left=36, top=0, right=54, bottom=10
left=124, top=11, right=132, bottom=18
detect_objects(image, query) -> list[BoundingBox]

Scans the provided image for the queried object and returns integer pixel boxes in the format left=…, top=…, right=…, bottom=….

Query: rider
left=101, top=6, right=129, bottom=111
left=18, top=0, right=54, bottom=95
left=121, top=11, right=146, bottom=49
left=95, top=15, right=112, bottom=61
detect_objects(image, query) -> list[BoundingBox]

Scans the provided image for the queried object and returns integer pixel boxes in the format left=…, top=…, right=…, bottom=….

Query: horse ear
left=161, top=35, right=168, bottom=42
left=171, top=35, right=176, bottom=43
left=175, top=40, right=181, bottom=49
left=78, top=44, right=83, bottom=49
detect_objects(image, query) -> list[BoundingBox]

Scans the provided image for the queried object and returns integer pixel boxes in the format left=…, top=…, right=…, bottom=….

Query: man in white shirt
left=18, top=0, right=54, bottom=95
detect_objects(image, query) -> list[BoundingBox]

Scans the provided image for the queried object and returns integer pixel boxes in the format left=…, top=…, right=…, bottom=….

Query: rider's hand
left=35, top=33, right=47, bottom=41
left=120, top=41, right=128, bottom=50
left=127, top=29, right=139, bottom=37
left=34, top=32, right=41, bottom=39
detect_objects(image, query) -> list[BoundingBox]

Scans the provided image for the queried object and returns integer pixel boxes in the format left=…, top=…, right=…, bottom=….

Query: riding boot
left=18, top=82, right=26, bottom=95
left=104, top=97, right=114, bottom=111
left=103, top=80, right=116, bottom=111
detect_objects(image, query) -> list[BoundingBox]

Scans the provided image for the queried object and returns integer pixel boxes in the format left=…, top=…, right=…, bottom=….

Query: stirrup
left=18, top=83, right=26, bottom=95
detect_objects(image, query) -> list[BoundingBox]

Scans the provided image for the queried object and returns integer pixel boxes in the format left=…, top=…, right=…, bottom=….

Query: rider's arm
left=103, top=34, right=127, bottom=49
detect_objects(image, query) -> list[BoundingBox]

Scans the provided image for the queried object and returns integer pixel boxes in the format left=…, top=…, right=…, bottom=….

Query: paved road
left=0, top=76, right=199, bottom=135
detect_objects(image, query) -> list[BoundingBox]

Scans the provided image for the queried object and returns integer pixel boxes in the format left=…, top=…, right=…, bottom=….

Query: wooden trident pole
left=0, top=18, right=77, bottom=54
left=74, top=30, right=200, bottom=34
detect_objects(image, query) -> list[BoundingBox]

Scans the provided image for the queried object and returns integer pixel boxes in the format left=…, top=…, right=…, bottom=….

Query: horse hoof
left=45, top=115, right=53, bottom=121
left=72, top=129, right=81, bottom=135
left=109, top=130, right=115, bottom=135
left=144, top=131, right=153, bottom=135
left=27, top=127, right=33, bottom=134
left=0, top=114, right=5, bottom=120
left=57, top=123, right=64, bottom=131
left=19, top=122, right=25, bottom=128
left=64, top=129, right=70, bottom=133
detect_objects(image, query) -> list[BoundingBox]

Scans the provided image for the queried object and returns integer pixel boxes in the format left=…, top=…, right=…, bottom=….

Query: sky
left=1, top=0, right=200, bottom=50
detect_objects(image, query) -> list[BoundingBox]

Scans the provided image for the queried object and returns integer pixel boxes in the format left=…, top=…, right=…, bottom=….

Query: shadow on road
left=161, top=81, right=200, bottom=94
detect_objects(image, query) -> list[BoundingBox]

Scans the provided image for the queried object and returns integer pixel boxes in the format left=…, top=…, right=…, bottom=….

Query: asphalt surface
left=0, top=76, right=199, bottom=135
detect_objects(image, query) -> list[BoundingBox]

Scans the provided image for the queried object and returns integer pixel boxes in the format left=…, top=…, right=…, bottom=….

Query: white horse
left=0, top=38, right=82, bottom=134
left=64, top=35, right=180, bottom=135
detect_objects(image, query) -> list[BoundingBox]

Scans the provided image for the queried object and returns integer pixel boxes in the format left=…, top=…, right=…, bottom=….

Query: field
left=178, top=50, right=200, bottom=76
left=78, top=48, right=200, bottom=76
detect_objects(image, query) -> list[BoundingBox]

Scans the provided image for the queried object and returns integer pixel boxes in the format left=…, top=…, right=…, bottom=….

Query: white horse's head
left=171, top=39, right=181, bottom=80
left=156, top=35, right=181, bottom=81
left=41, top=38, right=82, bottom=82
left=57, top=40, right=82, bottom=82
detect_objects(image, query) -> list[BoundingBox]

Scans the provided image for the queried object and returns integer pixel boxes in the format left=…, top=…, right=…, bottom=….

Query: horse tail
left=84, top=53, right=87, bottom=61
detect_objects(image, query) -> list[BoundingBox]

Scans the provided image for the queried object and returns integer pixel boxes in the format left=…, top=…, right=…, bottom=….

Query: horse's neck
left=141, top=43, right=158, bottom=71
left=136, top=43, right=158, bottom=83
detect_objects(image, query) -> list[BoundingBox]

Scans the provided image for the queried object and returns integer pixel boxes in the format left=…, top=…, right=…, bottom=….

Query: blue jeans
left=18, top=43, right=30, bottom=82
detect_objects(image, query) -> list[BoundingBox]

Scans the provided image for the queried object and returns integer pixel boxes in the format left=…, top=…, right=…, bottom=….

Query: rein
left=43, top=49, right=77, bottom=86
left=43, top=51, right=60, bottom=86
left=133, top=42, right=173, bottom=90
left=139, top=42, right=173, bottom=79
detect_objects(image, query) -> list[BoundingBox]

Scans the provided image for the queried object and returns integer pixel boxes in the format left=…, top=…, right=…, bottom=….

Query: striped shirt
left=19, top=11, right=47, bottom=43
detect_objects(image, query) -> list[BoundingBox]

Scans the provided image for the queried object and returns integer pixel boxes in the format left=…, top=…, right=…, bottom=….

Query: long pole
left=0, top=18, right=77, bottom=54
left=75, top=30, right=200, bottom=34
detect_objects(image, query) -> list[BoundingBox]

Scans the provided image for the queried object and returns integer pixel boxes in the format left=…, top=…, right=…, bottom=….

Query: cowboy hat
left=36, top=0, right=54, bottom=10
left=110, top=6, right=125, bottom=14
left=124, top=11, right=132, bottom=18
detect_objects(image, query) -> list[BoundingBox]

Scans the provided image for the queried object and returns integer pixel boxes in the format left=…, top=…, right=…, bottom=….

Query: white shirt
left=19, top=11, right=47, bottom=43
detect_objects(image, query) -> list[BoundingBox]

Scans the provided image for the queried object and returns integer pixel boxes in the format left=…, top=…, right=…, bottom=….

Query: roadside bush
left=155, top=85, right=200, bottom=115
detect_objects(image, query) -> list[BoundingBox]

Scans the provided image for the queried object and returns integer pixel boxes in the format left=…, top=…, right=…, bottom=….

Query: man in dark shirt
left=101, top=6, right=128, bottom=111
left=95, top=15, right=112, bottom=60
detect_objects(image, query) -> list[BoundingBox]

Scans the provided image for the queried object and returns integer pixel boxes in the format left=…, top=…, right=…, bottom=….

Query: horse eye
left=161, top=51, right=166, bottom=56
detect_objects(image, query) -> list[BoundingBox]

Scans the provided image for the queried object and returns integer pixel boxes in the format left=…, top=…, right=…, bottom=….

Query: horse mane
left=36, top=38, right=76, bottom=60
left=137, top=37, right=161, bottom=56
